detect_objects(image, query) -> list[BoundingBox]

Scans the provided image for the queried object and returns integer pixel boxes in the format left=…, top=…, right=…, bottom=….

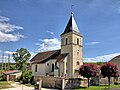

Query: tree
left=79, top=64, right=98, bottom=87
left=100, top=62, right=119, bottom=86
left=13, top=48, right=31, bottom=72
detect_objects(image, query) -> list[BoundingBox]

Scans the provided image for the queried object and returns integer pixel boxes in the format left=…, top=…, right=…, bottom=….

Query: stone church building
left=30, top=13, right=83, bottom=78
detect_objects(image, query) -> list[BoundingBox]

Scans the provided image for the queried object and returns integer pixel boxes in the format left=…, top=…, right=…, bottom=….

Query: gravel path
left=1, top=82, right=58, bottom=90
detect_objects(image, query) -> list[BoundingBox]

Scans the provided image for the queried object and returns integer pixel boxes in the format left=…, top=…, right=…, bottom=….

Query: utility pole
left=5, top=57, right=6, bottom=71
left=7, top=53, right=10, bottom=71
left=1, top=51, right=4, bottom=74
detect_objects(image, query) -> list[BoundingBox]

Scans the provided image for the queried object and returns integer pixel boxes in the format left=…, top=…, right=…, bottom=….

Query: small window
left=47, top=63, right=49, bottom=66
left=77, top=38, right=79, bottom=45
left=35, top=65, right=37, bottom=72
left=77, top=61, right=80, bottom=65
left=52, top=64, right=54, bottom=72
left=66, top=38, right=68, bottom=45
left=77, top=52, right=79, bottom=59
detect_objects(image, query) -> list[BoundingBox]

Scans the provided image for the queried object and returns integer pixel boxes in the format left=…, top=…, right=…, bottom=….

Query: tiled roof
left=30, top=49, right=61, bottom=64
left=3, top=70, right=21, bottom=75
left=56, top=53, right=68, bottom=62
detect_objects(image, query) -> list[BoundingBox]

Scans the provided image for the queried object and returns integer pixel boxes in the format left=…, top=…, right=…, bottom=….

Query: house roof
left=3, top=70, right=21, bottom=75
left=61, top=13, right=82, bottom=36
left=30, top=49, right=61, bottom=64
left=109, top=55, right=120, bottom=62
left=56, top=53, right=68, bottom=62
left=109, top=55, right=120, bottom=74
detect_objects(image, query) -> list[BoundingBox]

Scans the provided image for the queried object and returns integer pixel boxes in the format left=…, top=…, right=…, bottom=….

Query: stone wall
left=65, top=78, right=88, bottom=89
left=90, top=77, right=119, bottom=85
left=34, top=76, right=87, bottom=89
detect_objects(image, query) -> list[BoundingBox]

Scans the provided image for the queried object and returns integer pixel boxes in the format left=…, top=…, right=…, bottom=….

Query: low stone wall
left=34, top=76, right=63, bottom=89
left=33, top=76, right=88, bottom=89
left=90, top=77, right=120, bottom=85
left=65, top=78, right=88, bottom=89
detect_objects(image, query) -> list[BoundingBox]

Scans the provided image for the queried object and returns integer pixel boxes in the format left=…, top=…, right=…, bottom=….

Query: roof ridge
left=38, top=49, right=61, bottom=54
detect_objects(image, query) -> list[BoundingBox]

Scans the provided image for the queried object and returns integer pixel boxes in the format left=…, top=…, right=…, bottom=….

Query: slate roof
left=30, top=49, right=61, bottom=64
left=56, top=53, right=68, bottom=62
left=61, top=13, right=82, bottom=36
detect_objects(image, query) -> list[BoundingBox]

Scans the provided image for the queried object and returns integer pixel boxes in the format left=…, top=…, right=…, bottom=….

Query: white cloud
left=0, top=51, right=14, bottom=63
left=85, top=42, right=100, bottom=45
left=0, top=50, right=36, bottom=63
left=36, top=38, right=61, bottom=52
left=29, top=51, right=36, bottom=59
left=0, top=16, right=24, bottom=42
left=0, top=32, right=24, bottom=42
left=0, top=16, right=10, bottom=22
left=4, top=51, right=16, bottom=55
left=0, top=55, right=13, bottom=63
left=0, top=22, right=23, bottom=33
left=46, top=30, right=54, bottom=35
left=83, top=53, right=120, bottom=62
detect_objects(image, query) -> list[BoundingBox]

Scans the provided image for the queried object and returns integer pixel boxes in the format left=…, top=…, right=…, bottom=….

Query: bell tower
left=61, top=13, right=83, bottom=78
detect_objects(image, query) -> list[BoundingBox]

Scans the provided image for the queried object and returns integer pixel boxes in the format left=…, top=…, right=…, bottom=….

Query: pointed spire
left=71, top=12, right=73, bottom=16
left=61, top=13, right=81, bottom=36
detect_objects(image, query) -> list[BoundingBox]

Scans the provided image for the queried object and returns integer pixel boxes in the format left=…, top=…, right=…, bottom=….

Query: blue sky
left=0, top=0, right=120, bottom=62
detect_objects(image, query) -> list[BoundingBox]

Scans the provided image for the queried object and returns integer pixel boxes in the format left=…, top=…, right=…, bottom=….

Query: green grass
left=0, top=81, right=12, bottom=89
left=75, top=84, right=120, bottom=90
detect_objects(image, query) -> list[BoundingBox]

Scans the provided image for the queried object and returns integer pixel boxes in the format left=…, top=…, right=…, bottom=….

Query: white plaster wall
left=11, top=71, right=22, bottom=78
left=32, top=64, right=45, bottom=76
left=54, top=69, right=58, bottom=76
left=58, top=56, right=68, bottom=77
left=59, top=62, right=64, bottom=77
left=45, top=59, right=56, bottom=75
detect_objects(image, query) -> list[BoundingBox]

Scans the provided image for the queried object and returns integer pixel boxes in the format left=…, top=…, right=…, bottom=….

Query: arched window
left=66, top=38, right=68, bottom=45
left=77, top=38, right=79, bottom=45
left=76, top=61, right=80, bottom=65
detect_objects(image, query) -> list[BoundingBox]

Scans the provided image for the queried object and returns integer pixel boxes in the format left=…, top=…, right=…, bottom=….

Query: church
left=30, top=13, right=83, bottom=78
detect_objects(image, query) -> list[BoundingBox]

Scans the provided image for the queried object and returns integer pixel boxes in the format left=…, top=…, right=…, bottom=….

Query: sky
left=0, top=0, right=120, bottom=62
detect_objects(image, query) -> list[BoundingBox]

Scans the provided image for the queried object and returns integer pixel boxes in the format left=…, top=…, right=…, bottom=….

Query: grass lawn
left=75, top=84, right=120, bottom=90
left=0, top=81, right=13, bottom=89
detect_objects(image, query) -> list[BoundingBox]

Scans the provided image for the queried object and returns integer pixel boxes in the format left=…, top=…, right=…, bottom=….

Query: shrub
left=0, top=74, right=3, bottom=81
left=16, top=76, right=21, bottom=82
left=30, top=76, right=35, bottom=85
left=22, top=70, right=32, bottom=84
left=114, top=81, right=119, bottom=85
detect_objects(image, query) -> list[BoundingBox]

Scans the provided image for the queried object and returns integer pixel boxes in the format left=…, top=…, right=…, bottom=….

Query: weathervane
left=71, top=5, right=74, bottom=15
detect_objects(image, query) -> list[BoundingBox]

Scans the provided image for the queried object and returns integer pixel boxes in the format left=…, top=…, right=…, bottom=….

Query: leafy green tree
left=80, top=64, right=98, bottom=87
left=100, top=62, right=119, bottom=86
left=21, top=70, right=32, bottom=84
left=13, top=48, right=31, bottom=72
